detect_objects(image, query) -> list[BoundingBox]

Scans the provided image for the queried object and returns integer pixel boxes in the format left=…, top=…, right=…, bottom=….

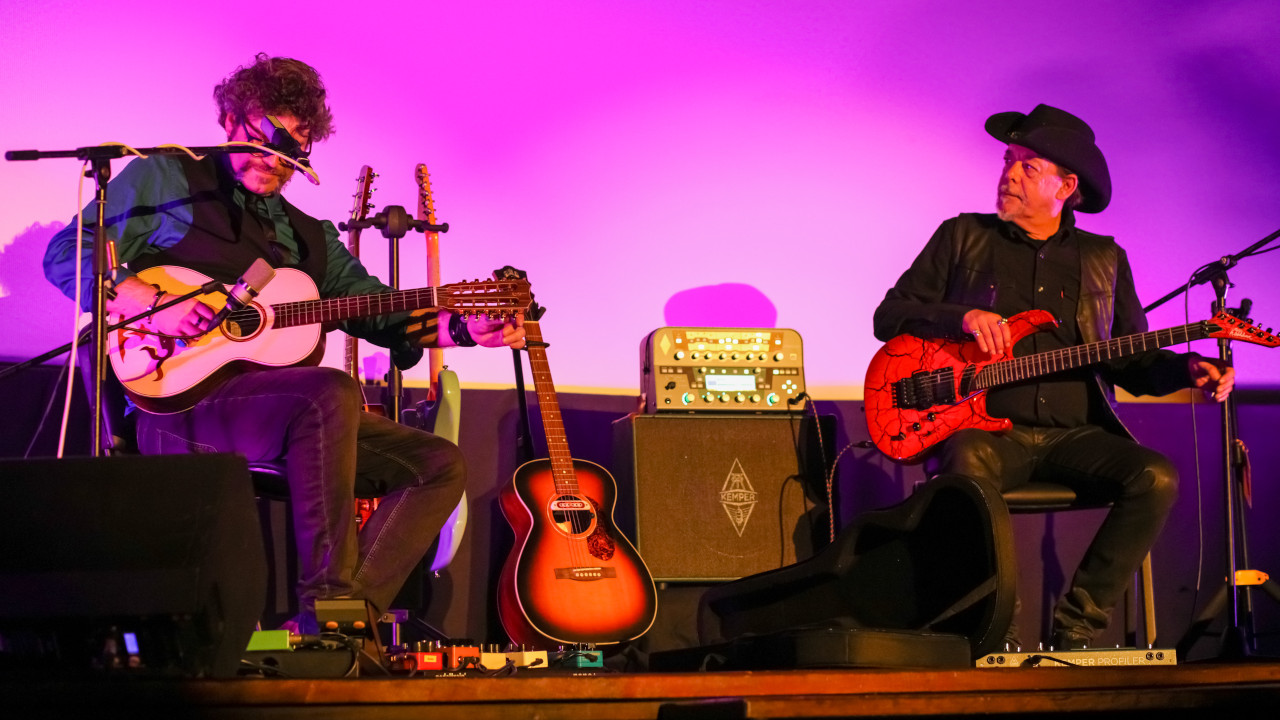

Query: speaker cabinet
left=0, top=454, right=266, bottom=678
left=612, top=414, right=832, bottom=582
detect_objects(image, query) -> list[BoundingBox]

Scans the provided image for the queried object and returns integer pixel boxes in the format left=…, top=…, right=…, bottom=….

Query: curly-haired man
left=44, top=54, right=524, bottom=634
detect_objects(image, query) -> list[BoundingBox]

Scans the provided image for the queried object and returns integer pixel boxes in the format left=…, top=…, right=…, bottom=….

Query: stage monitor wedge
left=0, top=454, right=266, bottom=678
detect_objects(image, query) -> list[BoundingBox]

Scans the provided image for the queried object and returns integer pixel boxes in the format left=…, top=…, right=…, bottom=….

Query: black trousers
left=137, top=367, right=466, bottom=618
left=925, top=425, right=1177, bottom=637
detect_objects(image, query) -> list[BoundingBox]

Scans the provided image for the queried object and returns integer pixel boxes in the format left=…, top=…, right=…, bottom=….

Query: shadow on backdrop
left=663, top=283, right=777, bottom=328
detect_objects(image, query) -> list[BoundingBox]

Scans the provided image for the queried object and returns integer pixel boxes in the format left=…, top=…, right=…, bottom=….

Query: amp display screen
left=705, top=375, right=756, bottom=392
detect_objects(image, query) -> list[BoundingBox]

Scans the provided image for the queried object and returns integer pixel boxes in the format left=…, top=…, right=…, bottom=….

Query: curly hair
left=213, top=53, right=334, bottom=141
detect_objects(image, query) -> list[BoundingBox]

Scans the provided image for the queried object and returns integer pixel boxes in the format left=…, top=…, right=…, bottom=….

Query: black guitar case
left=650, top=475, right=1015, bottom=670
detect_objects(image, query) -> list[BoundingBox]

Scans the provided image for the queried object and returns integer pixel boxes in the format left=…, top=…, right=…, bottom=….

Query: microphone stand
left=1145, top=226, right=1280, bottom=660
left=5, top=143, right=274, bottom=457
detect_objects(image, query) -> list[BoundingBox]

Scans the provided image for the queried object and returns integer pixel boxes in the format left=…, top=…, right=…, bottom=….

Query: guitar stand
left=340, top=204, right=448, bottom=423
left=343, top=202, right=461, bottom=644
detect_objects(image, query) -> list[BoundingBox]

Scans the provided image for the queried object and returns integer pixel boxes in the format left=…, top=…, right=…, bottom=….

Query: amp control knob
left=773, top=352, right=784, bottom=362
left=734, top=393, right=745, bottom=403
left=750, top=394, right=761, bottom=403
left=675, top=350, right=685, bottom=360
left=702, top=392, right=715, bottom=403
left=718, top=393, right=730, bottom=403
left=766, top=393, right=780, bottom=406
left=681, top=392, right=695, bottom=405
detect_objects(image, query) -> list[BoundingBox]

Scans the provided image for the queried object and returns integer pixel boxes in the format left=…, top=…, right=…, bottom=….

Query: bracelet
left=448, top=312, right=478, bottom=347
left=146, top=286, right=166, bottom=313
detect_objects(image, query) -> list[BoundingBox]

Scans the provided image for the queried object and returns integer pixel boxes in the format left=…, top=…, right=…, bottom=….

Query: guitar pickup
left=893, top=368, right=957, bottom=410
left=554, top=567, right=617, bottom=581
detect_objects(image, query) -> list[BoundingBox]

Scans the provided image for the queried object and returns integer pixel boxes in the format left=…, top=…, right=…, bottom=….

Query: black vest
left=128, top=155, right=328, bottom=286
left=943, top=213, right=1132, bottom=438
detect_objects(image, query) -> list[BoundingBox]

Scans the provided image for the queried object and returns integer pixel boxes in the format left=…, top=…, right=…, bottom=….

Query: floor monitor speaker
left=0, top=454, right=266, bottom=678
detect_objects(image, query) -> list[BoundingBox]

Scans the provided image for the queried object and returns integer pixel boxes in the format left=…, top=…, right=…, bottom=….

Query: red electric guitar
left=496, top=277, right=658, bottom=648
left=864, top=309, right=1279, bottom=462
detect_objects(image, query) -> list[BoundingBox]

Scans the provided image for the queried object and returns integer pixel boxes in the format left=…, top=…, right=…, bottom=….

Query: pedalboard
left=976, top=646, right=1176, bottom=668
left=641, top=327, right=806, bottom=413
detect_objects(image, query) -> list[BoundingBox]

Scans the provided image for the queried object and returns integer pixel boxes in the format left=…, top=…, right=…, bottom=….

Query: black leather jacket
left=874, top=213, right=1193, bottom=438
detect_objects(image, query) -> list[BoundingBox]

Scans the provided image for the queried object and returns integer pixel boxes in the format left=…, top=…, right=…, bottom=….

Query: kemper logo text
left=719, top=458, right=757, bottom=537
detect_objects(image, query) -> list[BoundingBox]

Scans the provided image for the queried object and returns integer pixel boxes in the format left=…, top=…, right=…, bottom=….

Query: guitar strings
left=897, top=324, right=1207, bottom=398
left=529, top=335, right=595, bottom=571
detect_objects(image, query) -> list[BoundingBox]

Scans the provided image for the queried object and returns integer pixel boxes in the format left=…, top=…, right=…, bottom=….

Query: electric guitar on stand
left=343, top=165, right=383, bottom=415
left=344, top=165, right=381, bottom=531
left=864, top=309, right=1278, bottom=462
left=415, top=163, right=467, bottom=574
left=496, top=273, right=658, bottom=648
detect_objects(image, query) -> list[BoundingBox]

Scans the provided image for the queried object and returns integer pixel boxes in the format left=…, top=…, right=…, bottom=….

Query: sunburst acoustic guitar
left=496, top=274, right=658, bottom=648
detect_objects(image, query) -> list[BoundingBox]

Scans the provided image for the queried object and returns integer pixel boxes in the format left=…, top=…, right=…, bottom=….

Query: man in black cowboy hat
left=873, top=104, right=1235, bottom=649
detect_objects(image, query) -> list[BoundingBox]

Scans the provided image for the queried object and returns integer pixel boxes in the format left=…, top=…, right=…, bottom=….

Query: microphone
left=207, top=258, right=276, bottom=330
left=262, top=115, right=305, bottom=160
left=260, top=115, right=318, bottom=185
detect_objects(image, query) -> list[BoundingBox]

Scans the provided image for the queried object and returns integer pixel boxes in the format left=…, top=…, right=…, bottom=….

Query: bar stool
left=1002, top=481, right=1157, bottom=647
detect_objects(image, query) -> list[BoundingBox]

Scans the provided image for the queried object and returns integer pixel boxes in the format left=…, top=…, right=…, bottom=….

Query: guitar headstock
left=349, top=165, right=376, bottom=225
left=439, top=276, right=532, bottom=319
left=493, top=265, right=545, bottom=322
left=1206, top=311, right=1279, bottom=348
left=415, top=163, right=438, bottom=228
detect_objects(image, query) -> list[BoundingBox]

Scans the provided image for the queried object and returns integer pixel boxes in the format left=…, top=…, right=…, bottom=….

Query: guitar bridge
left=554, top=567, right=618, bottom=581
left=893, top=367, right=957, bottom=410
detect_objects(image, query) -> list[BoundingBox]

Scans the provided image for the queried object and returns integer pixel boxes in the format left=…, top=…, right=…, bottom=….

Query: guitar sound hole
left=222, top=306, right=265, bottom=340
left=549, top=494, right=596, bottom=537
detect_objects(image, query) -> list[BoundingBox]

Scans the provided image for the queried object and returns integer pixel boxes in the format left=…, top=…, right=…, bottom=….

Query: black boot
left=1051, top=587, right=1110, bottom=650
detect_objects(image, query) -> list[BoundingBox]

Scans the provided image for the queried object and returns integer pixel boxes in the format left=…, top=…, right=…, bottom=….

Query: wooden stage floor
left=8, top=661, right=1280, bottom=719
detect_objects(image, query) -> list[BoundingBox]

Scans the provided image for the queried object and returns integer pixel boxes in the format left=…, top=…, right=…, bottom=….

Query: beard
left=995, top=185, right=1021, bottom=222
left=239, top=159, right=294, bottom=193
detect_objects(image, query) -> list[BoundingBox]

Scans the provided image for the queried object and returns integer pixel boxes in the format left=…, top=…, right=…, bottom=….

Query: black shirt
left=983, top=215, right=1095, bottom=427
left=873, top=211, right=1194, bottom=432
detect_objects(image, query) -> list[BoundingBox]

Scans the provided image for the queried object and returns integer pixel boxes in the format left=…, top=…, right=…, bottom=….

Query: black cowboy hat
left=985, top=104, right=1111, bottom=213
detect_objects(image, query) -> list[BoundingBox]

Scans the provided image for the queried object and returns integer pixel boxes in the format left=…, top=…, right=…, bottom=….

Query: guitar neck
left=523, top=320, right=579, bottom=491
left=344, top=226, right=364, bottom=380
left=975, top=320, right=1213, bottom=389
left=271, top=287, right=443, bottom=329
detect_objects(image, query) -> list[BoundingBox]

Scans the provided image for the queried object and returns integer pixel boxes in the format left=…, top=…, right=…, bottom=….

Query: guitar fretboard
left=524, top=320, right=579, bottom=494
left=271, top=287, right=443, bottom=328
left=975, top=321, right=1211, bottom=389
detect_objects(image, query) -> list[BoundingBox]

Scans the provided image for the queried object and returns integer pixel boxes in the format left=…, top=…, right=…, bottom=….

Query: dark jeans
left=925, top=425, right=1177, bottom=638
left=136, top=366, right=466, bottom=616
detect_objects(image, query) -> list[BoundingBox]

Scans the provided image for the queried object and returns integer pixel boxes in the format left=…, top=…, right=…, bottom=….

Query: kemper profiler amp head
left=640, top=327, right=806, bottom=413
